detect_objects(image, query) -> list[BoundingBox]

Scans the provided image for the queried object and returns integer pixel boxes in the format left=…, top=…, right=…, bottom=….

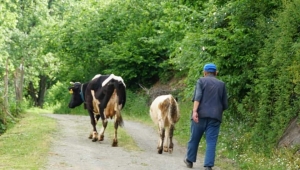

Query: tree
left=0, top=0, right=19, bottom=132
left=242, top=0, right=300, bottom=150
left=49, top=0, right=192, bottom=88
left=6, top=0, right=63, bottom=108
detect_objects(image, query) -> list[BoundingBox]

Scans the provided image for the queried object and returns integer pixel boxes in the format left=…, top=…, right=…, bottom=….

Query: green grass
left=0, top=108, right=56, bottom=170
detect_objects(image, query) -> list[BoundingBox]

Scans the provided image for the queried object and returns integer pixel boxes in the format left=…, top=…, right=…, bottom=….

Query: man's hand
left=192, top=111, right=199, bottom=123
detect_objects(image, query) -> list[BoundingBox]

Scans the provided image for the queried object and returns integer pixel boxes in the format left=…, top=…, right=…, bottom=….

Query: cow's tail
left=168, top=96, right=180, bottom=124
left=115, top=99, right=124, bottom=127
left=114, top=80, right=125, bottom=127
left=112, top=80, right=126, bottom=108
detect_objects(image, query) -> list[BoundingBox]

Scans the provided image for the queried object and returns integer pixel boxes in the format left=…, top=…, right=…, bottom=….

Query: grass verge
left=0, top=108, right=56, bottom=170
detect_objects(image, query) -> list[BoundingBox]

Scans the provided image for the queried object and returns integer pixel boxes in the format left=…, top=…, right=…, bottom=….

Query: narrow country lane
left=42, top=114, right=220, bottom=170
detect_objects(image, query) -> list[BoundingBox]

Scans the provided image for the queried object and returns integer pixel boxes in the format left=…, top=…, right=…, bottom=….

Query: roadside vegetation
left=120, top=91, right=300, bottom=170
left=0, top=109, right=56, bottom=170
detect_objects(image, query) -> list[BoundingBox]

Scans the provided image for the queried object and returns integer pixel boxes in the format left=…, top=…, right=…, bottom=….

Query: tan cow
left=150, top=94, right=180, bottom=154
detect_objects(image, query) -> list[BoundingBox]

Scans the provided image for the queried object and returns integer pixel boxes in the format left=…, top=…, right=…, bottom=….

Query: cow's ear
left=69, top=89, right=73, bottom=94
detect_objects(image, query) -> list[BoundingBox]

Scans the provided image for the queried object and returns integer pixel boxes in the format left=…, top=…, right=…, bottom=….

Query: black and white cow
left=68, top=74, right=126, bottom=146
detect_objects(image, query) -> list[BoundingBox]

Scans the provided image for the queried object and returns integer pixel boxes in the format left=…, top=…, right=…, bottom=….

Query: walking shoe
left=204, top=166, right=212, bottom=170
left=184, top=159, right=193, bottom=168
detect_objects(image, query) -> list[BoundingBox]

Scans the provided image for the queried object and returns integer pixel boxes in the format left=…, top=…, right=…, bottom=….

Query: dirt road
left=41, top=114, right=219, bottom=170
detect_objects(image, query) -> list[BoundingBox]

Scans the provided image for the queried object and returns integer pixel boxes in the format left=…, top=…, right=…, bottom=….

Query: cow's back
left=150, top=95, right=179, bottom=126
left=150, top=95, right=166, bottom=125
left=84, top=75, right=110, bottom=110
left=89, top=75, right=110, bottom=92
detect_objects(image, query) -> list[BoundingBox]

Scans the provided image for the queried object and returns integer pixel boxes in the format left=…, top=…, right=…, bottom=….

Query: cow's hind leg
left=112, top=119, right=119, bottom=147
left=88, top=111, right=98, bottom=142
left=168, top=124, right=175, bottom=153
left=158, top=127, right=165, bottom=154
left=98, top=119, right=108, bottom=141
left=88, top=132, right=93, bottom=139
left=98, top=102, right=109, bottom=142
left=163, top=127, right=170, bottom=152
left=112, top=110, right=124, bottom=147
left=89, top=114, right=100, bottom=139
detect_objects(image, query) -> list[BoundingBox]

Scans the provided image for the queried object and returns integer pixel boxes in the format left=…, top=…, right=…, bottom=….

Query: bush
left=122, top=90, right=150, bottom=122
left=44, top=81, right=86, bottom=115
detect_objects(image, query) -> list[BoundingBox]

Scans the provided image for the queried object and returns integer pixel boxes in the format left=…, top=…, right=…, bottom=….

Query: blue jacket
left=192, top=75, right=228, bottom=122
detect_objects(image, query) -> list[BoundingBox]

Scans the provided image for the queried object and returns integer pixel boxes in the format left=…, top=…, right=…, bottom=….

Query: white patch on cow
left=92, top=131, right=98, bottom=140
left=150, top=95, right=171, bottom=124
left=91, top=90, right=100, bottom=115
left=102, top=74, right=126, bottom=87
left=92, top=74, right=102, bottom=80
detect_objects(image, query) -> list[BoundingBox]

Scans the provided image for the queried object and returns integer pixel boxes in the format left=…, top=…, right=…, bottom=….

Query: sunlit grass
left=0, top=109, right=56, bottom=170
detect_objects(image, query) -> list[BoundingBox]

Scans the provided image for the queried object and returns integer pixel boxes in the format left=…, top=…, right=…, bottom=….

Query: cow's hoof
left=88, top=133, right=93, bottom=139
left=99, top=135, right=104, bottom=141
left=158, top=146, right=163, bottom=154
left=168, top=148, right=173, bottom=154
left=92, top=131, right=98, bottom=141
left=163, top=146, right=168, bottom=152
left=112, top=139, right=118, bottom=147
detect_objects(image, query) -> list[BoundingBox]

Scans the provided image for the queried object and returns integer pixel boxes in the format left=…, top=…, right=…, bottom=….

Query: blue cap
left=203, top=63, right=217, bottom=72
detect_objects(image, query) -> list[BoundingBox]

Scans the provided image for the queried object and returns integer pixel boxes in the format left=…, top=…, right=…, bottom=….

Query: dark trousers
left=186, top=118, right=221, bottom=167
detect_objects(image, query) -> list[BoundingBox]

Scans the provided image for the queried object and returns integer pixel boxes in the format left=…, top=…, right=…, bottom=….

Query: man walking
left=184, top=63, right=228, bottom=170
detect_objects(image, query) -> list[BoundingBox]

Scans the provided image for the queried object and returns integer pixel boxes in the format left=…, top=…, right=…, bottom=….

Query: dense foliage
left=1, top=0, right=300, bottom=168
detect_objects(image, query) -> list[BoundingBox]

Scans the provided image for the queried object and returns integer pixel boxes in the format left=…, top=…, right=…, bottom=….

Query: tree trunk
left=28, top=81, right=38, bottom=106
left=14, top=59, right=25, bottom=114
left=37, top=75, right=48, bottom=108
left=2, top=58, right=15, bottom=123
left=27, top=74, right=48, bottom=108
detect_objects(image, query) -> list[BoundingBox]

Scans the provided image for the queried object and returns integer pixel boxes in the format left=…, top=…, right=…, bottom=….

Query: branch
left=138, top=84, right=150, bottom=95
